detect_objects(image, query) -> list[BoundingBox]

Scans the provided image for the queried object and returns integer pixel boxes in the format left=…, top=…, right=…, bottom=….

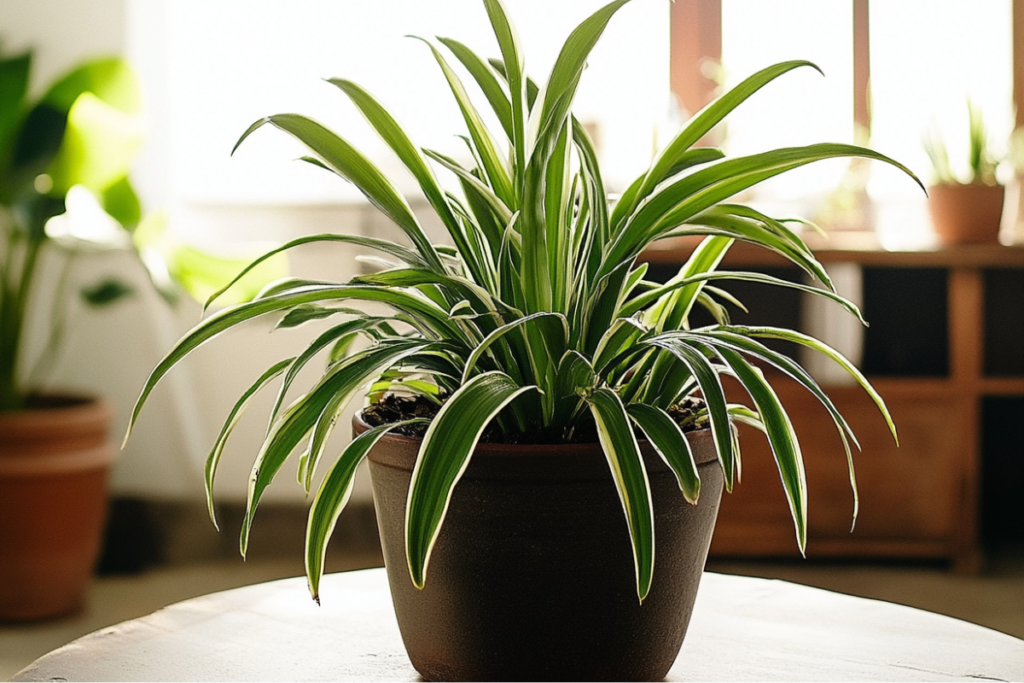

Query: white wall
left=0, top=0, right=126, bottom=89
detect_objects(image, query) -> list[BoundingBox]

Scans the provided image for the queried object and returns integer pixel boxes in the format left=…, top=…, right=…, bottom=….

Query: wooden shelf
left=642, top=235, right=1024, bottom=571
left=979, top=378, right=1024, bottom=395
left=642, top=233, right=1024, bottom=269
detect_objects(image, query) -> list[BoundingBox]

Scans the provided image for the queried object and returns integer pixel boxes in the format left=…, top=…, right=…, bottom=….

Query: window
left=672, top=0, right=1014, bottom=248
left=128, top=0, right=670, bottom=227
left=721, top=0, right=854, bottom=201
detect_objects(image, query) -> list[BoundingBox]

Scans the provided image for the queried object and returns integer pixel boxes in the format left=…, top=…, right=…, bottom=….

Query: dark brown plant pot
left=927, top=182, right=1005, bottom=245
left=358, top=412, right=724, bottom=682
left=0, top=396, right=117, bottom=621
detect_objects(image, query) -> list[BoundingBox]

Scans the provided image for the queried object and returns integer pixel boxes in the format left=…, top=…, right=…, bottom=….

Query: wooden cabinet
left=642, top=237, right=1024, bottom=570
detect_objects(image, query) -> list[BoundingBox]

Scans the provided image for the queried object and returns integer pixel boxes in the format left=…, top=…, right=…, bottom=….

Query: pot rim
left=353, top=406, right=718, bottom=463
left=0, top=394, right=111, bottom=422
left=0, top=395, right=116, bottom=475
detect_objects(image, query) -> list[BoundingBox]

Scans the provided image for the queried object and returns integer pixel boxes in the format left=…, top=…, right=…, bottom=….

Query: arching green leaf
left=406, top=372, right=534, bottom=588
left=587, top=386, right=654, bottom=602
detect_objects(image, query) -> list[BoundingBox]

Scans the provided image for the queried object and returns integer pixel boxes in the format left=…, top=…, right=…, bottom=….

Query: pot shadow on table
left=1, top=499, right=1022, bottom=681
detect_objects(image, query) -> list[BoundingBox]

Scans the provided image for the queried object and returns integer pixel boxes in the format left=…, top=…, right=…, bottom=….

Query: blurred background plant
left=924, top=99, right=1001, bottom=186
left=0, top=46, right=284, bottom=412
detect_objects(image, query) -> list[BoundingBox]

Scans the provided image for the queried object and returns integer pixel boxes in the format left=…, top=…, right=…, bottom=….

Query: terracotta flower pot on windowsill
left=927, top=183, right=1005, bottom=246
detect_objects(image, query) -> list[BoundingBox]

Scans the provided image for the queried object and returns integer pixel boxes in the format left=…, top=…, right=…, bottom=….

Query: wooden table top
left=13, top=568, right=1024, bottom=682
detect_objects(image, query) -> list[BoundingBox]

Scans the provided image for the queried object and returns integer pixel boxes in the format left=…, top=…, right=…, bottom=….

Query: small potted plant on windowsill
left=924, top=99, right=1005, bottom=245
left=127, top=1, right=922, bottom=679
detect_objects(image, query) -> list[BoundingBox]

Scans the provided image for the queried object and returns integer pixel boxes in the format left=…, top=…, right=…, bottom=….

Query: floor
left=2, top=549, right=1022, bottom=681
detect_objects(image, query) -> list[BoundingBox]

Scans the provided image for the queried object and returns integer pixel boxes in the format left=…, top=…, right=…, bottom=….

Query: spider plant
left=127, top=0, right=922, bottom=604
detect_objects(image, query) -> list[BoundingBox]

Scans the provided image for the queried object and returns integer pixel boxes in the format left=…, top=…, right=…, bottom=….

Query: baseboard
left=99, top=497, right=383, bottom=575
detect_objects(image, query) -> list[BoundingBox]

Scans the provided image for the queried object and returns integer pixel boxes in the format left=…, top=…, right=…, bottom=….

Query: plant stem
left=0, top=236, right=41, bottom=411
left=24, top=251, right=78, bottom=390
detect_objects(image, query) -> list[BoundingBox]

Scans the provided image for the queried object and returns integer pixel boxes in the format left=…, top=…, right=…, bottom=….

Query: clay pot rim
left=353, top=408, right=717, bottom=464
left=0, top=394, right=116, bottom=476
left=0, top=393, right=109, bottom=413
left=927, top=181, right=1004, bottom=189
left=0, top=394, right=112, bottom=435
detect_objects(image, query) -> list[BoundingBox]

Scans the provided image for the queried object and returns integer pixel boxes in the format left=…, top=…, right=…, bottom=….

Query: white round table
left=13, top=567, right=1024, bottom=681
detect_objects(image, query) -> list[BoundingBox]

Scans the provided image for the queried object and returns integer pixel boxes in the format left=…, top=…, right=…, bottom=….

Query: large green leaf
left=204, top=358, right=294, bottom=530
left=406, top=371, right=534, bottom=588
left=241, top=339, right=427, bottom=555
left=100, top=175, right=141, bottom=227
left=39, top=56, right=140, bottom=113
left=0, top=51, right=31, bottom=170
left=305, top=418, right=429, bottom=602
left=33, top=57, right=142, bottom=197
left=626, top=402, right=701, bottom=504
left=3, top=58, right=139, bottom=203
left=411, top=37, right=514, bottom=208
left=46, top=92, right=144, bottom=195
left=646, top=335, right=736, bottom=490
left=716, top=347, right=808, bottom=552
left=587, top=387, right=654, bottom=601
left=234, top=114, right=443, bottom=271
left=126, top=285, right=463, bottom=443
left=613, top=61, right=819, bottom=229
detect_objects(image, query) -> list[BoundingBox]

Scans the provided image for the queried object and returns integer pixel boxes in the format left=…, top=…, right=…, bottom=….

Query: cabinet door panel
left=710, top=376, right=963, bottom=558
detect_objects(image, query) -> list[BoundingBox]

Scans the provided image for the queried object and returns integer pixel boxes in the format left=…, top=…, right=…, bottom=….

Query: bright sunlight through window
left=132, top=0, right=669, bottom=211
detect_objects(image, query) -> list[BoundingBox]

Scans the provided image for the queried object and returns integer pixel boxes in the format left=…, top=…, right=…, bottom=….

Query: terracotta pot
left=0, top=396, right=117, bottom=621
left=358, top=413, right=724, bottom=681
left=927, top=182, right=1005, bottom=245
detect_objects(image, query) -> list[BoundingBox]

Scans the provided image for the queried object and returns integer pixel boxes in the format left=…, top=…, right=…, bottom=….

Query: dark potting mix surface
left=360, top=393, right=709, bottom=444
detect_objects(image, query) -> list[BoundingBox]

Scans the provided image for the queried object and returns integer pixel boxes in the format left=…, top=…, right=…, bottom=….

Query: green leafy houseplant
left=0, top=46, right=288, bottom=622
left=0, top=48, right=283, bottom=412
left=0, top=49, right=145, bottom=411
left=0, top=48, right=155, bottom=621
left=128, top=0, right=922, bottom=609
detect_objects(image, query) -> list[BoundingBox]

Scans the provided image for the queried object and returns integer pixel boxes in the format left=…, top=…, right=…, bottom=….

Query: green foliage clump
left=128, top=0, right=922, bottom=602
